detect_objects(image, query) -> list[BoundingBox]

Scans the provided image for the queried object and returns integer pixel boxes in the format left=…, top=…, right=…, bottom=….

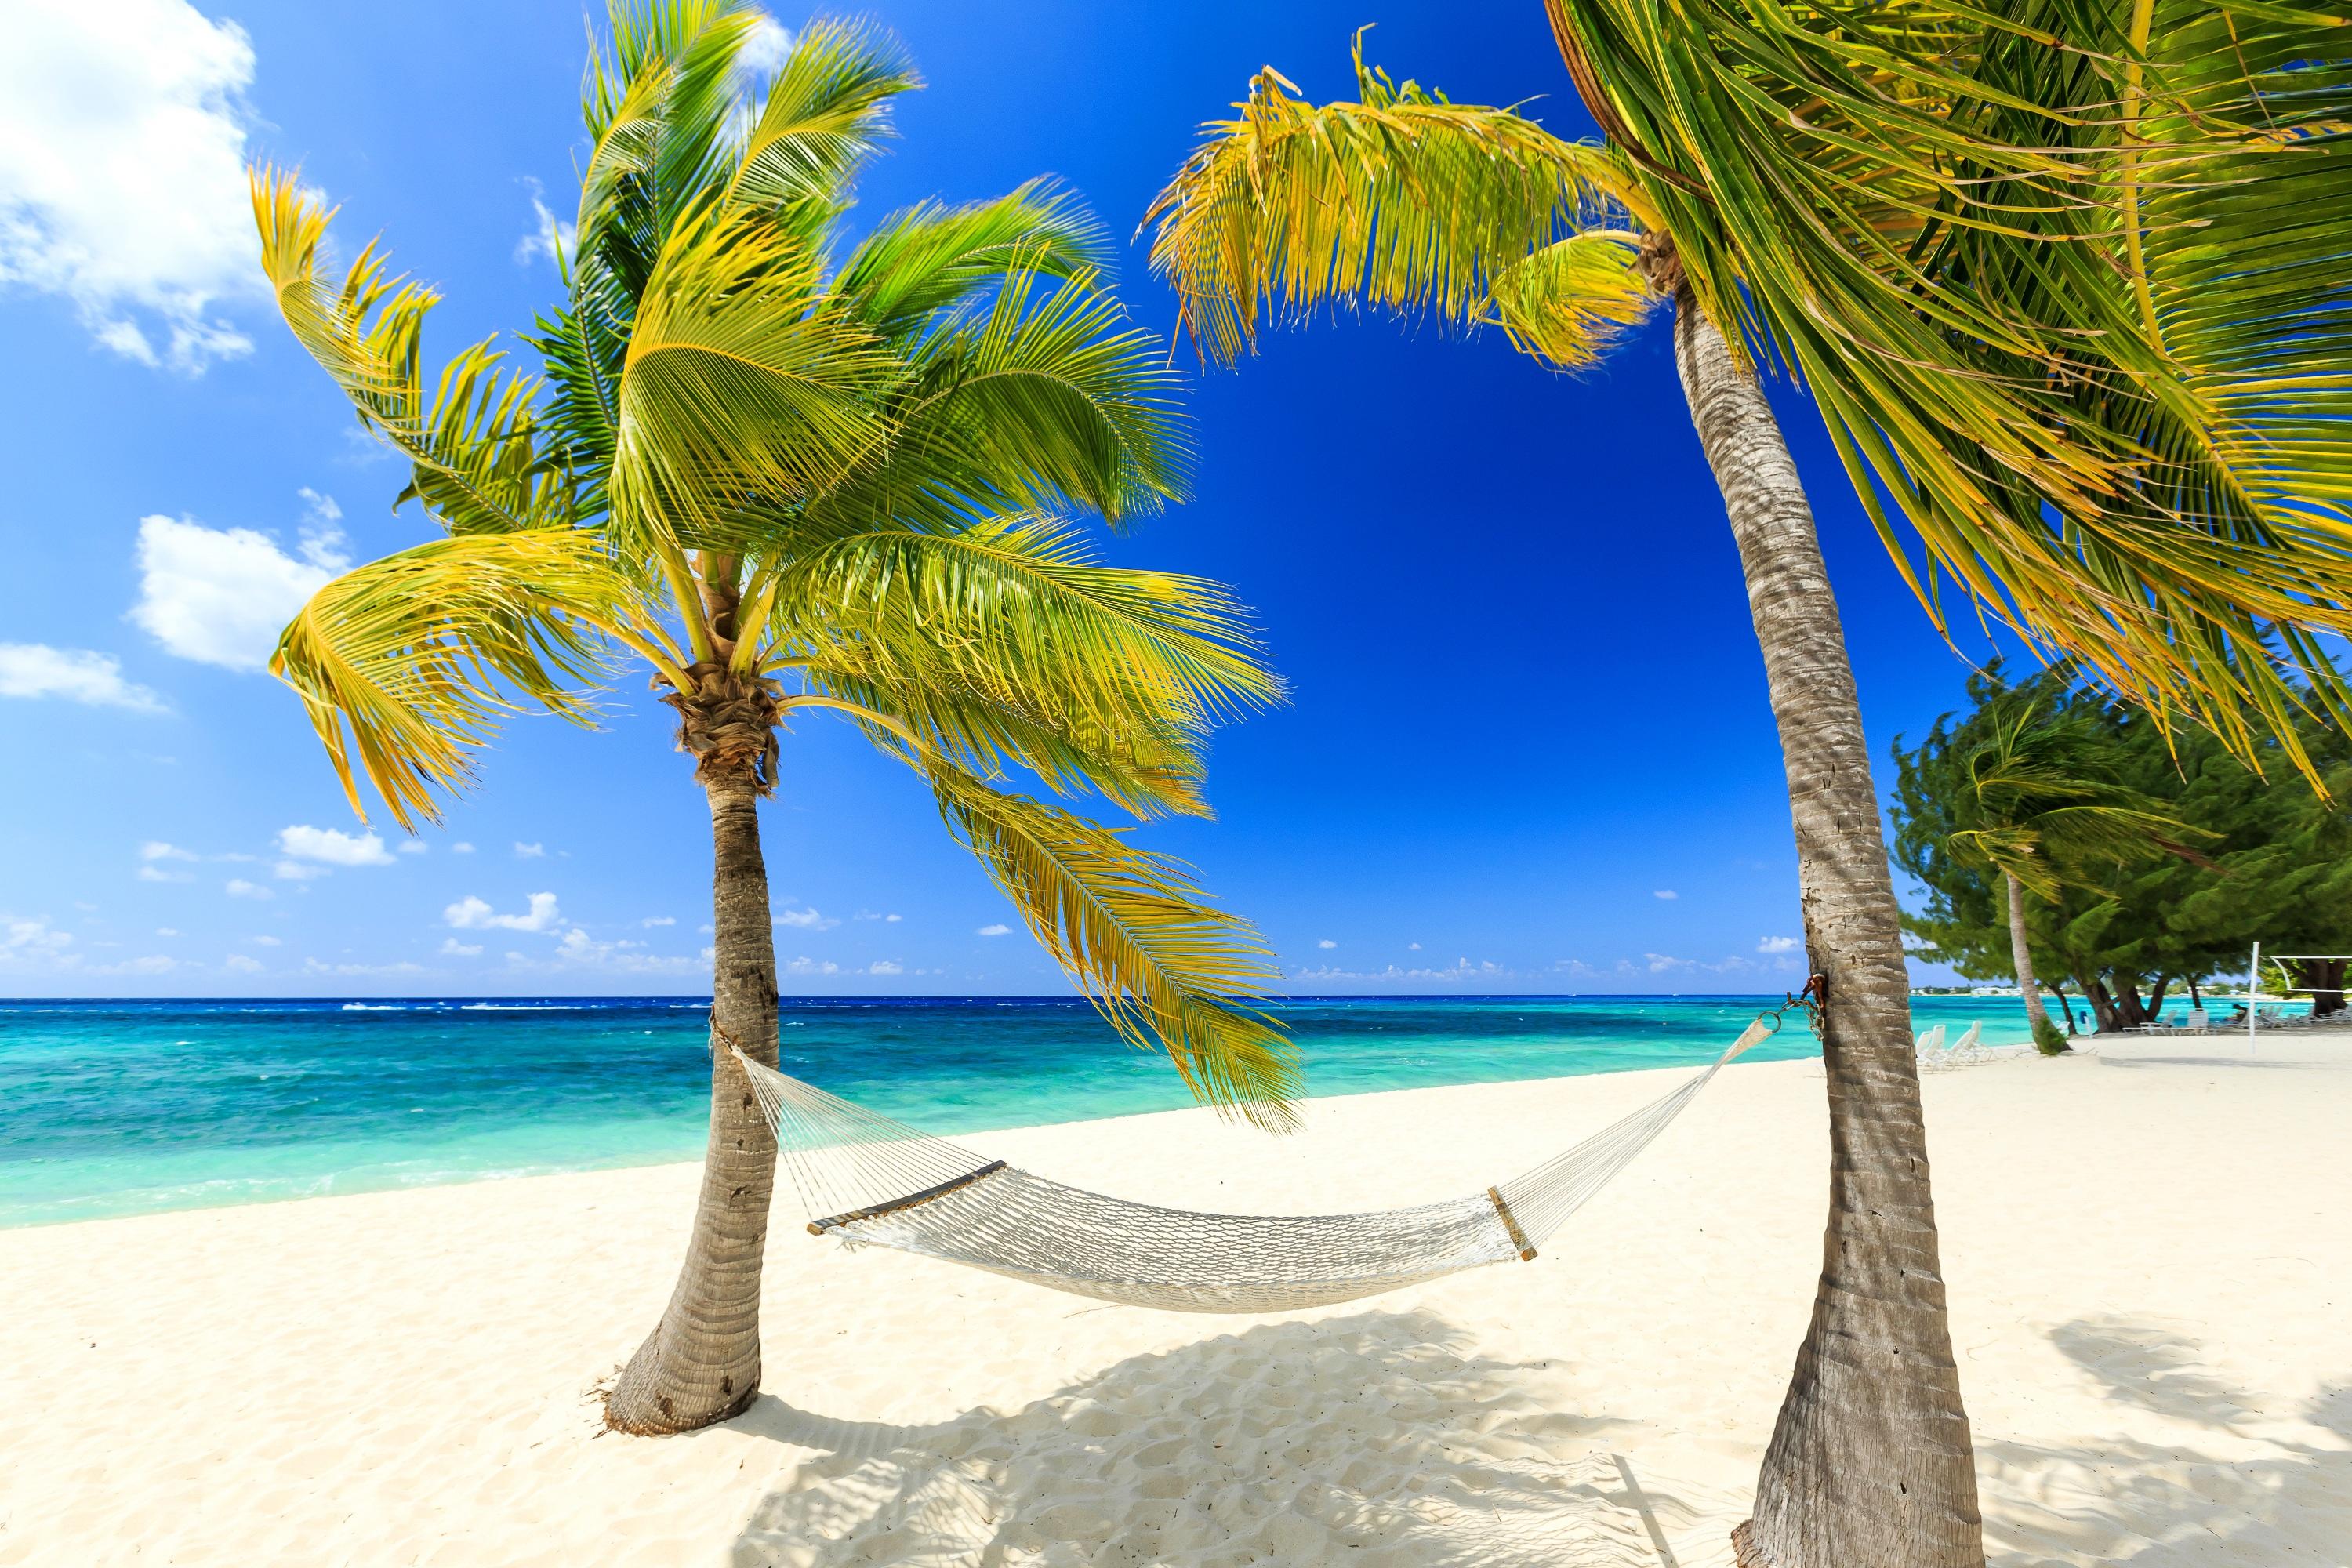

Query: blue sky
left=0, top=0, right=2017, bottom=997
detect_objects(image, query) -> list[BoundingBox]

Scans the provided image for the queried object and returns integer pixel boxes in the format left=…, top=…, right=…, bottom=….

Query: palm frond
left=1142, top=38, right=1642, bottom=367
left=920, top=757, right=1300, bottom=1128
left=796, top=657, right=1210, bottom=819
left=724, top=16, right=918, bottom=220
left=269, top=531, right=648, bottom=829
left=1538, top=0, right=2352, bottom=778
left=832, top=180, right=1108, bottom=337
left=251, top=170, right=575, bottom=535
left=608, top=205, right=891, bottom=557
left=765, top=514, right=1279, bottom=738
left=831, top=267, right=1192, bottom=526
left=586, top=0, right=766, bottom=248
left=1485, top=230, right=1657, bottom=367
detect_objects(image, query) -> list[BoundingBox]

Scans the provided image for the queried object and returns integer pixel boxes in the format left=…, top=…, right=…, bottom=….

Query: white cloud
left=247, top=934, right=280, bottom=946
left=278, top=824, right=394, bottom=867
left=0, top=643, right=165, bottom=711
left=868, top=960, right=903, bottom=975
left=438, top=937, right=483, bottom=957
left=1653, top=890, right=1679, bottom=901
left=513, top=177, right=576, bottom=267
left=1290, top=957, right=1511, bottom=985
left=642, top=916, right=676, bottom=927
left=445, top=892, right=561, bottom=932
left=1408, top=942, right=1422, bottom=951
left=0, top=0, right=262, bottom=370
left=136, top=863, right=189, bottom=884
left=1757, top=935, right=1800, bottom=954
left=303, top=957, right=425, bottom=976
left=887, top=913, right=902, bottom=923
left=224, top=878, right=273, bottom=899
left=1317, top=938, right=1337, bottom=949
left=782, top=956, right=840, bottom=976
left=223, top=953, right=262, bottom=974
left=1646, top=953, right=1692, bottom=972
left=155, top=927, right=178, bottom=937
left=497, top=925, right=702, bottom=975
left=2, top=915, right=74, bottom=966
left=975, top=923, right=1011, bottom=937
left=397, top=840, right=427, bottom=856
left=141, top=841, right=195, bottom=862
left=272, top=861, right=329, bottom=881
left=451, top=842, right=476, bottom=855
left=775, top=906, right=838, bottom=931
left=513, top=841, right=546, bottom=858
left=131, top=514, right=345, bottom=671
left=737, top=17, right=794, bottom=78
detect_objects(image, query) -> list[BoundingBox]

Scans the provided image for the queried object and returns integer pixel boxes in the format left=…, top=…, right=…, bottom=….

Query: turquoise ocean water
left=0, top=993, right=2057, bottom=1228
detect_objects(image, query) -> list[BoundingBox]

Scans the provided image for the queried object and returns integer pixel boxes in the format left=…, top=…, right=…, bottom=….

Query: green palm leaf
left=833, top=181, right=1107, bottom=337
left=609, top=205, right=891, bottom=557
left=724, top=16, right=918, bottom=220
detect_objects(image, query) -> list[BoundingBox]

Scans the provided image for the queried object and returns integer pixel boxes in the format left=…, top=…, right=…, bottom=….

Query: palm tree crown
left=1149, top=13, right=2352, bottom=773
left=255, top=5, right=1298, bottom=1120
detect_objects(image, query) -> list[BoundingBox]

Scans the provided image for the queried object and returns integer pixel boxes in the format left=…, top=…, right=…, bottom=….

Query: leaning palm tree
left=1945, top=693, right=2214, bottom=1052
left=256, top=4, right=1298, bottom=1436
left=1149, top=7, right=2349, bottom=1561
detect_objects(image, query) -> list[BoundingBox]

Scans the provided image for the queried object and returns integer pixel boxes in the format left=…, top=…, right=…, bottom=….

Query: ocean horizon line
left=5, top=989, right=1951, bottom=1007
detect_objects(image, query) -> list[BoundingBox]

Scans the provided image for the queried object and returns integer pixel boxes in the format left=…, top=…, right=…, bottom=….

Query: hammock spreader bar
left=807, top=1160, right=1009, bottom=1236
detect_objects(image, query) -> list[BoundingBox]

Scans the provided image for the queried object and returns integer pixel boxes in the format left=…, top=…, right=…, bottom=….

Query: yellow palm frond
left=763, top=515, right=1281, bottom=743
left=1143, top=35, right=1643, bottom=366
left=270, top=531, right=652, bottom=829
left=1485, top=231, right=1656, bottom=368
left=920, top=757, right=1299, bottom=1128
left=252, top=169, right=573, bottom=535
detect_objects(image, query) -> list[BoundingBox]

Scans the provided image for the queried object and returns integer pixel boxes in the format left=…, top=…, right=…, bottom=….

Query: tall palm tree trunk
left=604, top=767, right=781, bottom=1434
left=1668, top=288, right=1985, bottom=1568
left=2003, top=869, right=2055, bottom=1040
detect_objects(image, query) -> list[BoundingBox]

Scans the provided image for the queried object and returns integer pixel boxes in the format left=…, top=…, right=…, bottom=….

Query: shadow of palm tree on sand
left=1981, top=1316, right=2351, bottom=1565
left=726, top=1309, right=1744, bottom=1567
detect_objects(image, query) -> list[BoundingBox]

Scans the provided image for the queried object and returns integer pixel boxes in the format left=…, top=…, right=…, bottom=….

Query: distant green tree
left=1893, top=670, right=2350, bottom=1032
left=1933, top=682, right=2211, bottom=1051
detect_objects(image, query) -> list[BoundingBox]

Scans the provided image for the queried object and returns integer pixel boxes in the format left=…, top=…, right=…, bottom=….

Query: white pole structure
left=2249, top=939, right=2261, bottom=1055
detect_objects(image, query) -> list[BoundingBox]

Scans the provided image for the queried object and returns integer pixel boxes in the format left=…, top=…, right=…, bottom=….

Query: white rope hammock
left=728, top=1015, right=1774, bottom=1314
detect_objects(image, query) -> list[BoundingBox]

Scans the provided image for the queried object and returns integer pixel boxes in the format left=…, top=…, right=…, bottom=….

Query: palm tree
left=256, top=3, right=1299, bottom=1437
left=1944, top=693, right=2214, bottom=1052
left=1148, top=9, right=2350, bottom=1562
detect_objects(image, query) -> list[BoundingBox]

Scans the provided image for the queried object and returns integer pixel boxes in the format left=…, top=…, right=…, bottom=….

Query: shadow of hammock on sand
left=727, top=1310, right=1744, bottom=1567
left=1979, top=1316, right=2352, bottom=1566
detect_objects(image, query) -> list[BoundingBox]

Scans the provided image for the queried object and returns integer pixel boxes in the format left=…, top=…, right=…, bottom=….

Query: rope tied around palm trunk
left=662, top=661, right=782, bottom=793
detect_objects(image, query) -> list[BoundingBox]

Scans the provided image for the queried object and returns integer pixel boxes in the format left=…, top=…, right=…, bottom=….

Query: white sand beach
left=3, top=1036, right=2347, bottom=1566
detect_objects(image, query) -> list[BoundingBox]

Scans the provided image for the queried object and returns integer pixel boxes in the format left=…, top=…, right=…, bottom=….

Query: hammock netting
left=732, top=1018, right=1773, bottom=1314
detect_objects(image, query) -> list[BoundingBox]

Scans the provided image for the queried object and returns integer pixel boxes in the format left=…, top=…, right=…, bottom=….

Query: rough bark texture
left=2003, top=871, right=2051, bottom=1036
left=1668, top=290, right=1984, bottom=1568
left=603, top=768, right=780, bottom=1434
